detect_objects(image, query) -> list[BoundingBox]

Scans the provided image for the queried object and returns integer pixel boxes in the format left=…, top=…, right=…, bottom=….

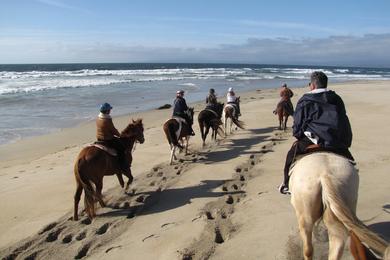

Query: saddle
left=90, top=141, right=118, bottom=156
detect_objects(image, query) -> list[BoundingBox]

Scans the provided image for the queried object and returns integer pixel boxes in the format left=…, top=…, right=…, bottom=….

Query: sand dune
left=0, top=81, right=389, bottom=259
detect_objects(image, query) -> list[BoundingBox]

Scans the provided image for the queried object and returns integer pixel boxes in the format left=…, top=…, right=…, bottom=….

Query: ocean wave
left=1, top=66, right=389, bottom=95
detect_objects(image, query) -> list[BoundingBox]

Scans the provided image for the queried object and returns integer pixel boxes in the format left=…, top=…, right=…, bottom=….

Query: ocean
left=1, top=63, right=389, bottom=145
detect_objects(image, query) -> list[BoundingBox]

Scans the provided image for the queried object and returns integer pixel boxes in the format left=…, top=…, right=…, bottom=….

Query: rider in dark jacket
left=206, top=88, right=218, bottom=111
left=173, top=90, right=195, bottom=136
left=279, top=71, right=354, bottom=194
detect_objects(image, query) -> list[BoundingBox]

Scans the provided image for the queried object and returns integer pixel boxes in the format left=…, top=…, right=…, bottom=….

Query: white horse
left=289, top=152, right=389, bottom=260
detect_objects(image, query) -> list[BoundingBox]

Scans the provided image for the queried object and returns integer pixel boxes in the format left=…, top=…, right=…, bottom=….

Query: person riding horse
left=173, top=90, right=195, bottom=136
left=205, top=88, right=218, bottom=111
left=96, top=102, right=130, bottom=175
left=273, top=83, right=294, bottom=116
left=279, top=71, right=354, bottom=194
left=226, top=87, right=241, bottom=117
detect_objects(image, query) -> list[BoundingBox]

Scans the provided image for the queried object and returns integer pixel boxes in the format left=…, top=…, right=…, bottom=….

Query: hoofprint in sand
left=1, top=81, right=389, bottom=259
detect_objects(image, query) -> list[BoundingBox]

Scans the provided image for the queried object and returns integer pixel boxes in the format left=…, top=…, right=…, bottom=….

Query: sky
left=1, top=0, right=390, bottom=67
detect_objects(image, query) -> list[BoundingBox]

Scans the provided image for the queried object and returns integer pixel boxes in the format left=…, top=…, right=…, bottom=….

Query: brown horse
left=163, top=108, right=194, bottom=164
left=275, top=100, right=294, bottom=131
left=198, top=102, right=224, bottom=147
left=73, top=118, right=145, bottom=220
left=224, top=97, right=244, bottom=135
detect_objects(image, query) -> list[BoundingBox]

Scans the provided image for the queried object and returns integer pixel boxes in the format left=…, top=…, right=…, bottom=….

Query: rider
left=173, top=90, right=195, bottom=136
left=96, top=103, right=129, bottom=173
left=226, top=87, right=241, bottom=116
left=273, top=83, right=294, bottom=115
left=206, top=88, right=218, bottom=110
left=279, top=71, right=354, bottom=194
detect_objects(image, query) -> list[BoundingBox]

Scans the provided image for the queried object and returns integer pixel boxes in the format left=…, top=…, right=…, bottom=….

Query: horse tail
left=74, top=158, right=97, bottom=219
left=321, top=174, right=388, bottom=257
left=232, top=117, right=245, bottom=129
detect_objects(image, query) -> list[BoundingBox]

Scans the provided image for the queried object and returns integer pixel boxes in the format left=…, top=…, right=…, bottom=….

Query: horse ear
left=132, top=119, right=136, bottom=123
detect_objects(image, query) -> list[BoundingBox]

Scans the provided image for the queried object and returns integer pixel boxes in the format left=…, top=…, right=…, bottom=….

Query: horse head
left=187, top=107, right=195, bottom=125
left=216, top=102, right=224, bottom=117
left=121, top=118, right=145, bottom=144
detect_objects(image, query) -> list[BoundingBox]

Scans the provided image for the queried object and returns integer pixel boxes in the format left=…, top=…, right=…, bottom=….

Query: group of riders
left=96, top=71, right=353, bottom=196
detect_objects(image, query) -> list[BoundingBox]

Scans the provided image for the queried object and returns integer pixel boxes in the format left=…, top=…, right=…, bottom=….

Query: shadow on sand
left=100, top=179, right=244, bottom=218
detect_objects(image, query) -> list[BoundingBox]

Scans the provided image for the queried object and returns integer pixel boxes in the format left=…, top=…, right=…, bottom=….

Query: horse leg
left=323, top=207, right=348, bottom=260
left=284, top=115, right=288, bottom=131
left=123, top=169, right=133, bottom=191
left=230, top=118, right=233, bottom=134
left=95, top=178, right=106, bottom=208
left=291, top=183, right=322, bottom=260
left=224, top=116, right=228, bottom=135
left=116, top=173, right=125, bottom=188
left=73, top=181, right=83, bottom=221
left=204, top=126, right=210, bottom=145
left=170, top=146, right=176, bottom=165
left=185, top=137, right=189, bottom=155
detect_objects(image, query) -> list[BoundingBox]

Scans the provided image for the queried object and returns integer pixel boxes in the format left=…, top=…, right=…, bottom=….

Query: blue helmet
left=100, top=102, right=112, bottom=113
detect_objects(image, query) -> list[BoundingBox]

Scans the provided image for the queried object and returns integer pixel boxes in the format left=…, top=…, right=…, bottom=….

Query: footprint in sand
left=75, top=243, right=90, bottom=259
left=96, top=223, right=111, bottom=235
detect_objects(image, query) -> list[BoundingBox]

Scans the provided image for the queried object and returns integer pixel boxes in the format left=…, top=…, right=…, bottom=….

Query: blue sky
left=1, top=0, right=390, bottom=66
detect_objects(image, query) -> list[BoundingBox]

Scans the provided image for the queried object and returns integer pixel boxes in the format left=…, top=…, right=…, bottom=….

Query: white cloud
left=1, top=34, right=390, bottom=67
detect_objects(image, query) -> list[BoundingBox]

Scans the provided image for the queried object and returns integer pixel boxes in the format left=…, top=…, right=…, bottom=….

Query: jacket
left=173, top=97, right=189, bottom=116
left=292, top=90, right=352, bottom=149
left=96, top=113, right=121, bottom=141
left=206, top=93, right=217, bottom=104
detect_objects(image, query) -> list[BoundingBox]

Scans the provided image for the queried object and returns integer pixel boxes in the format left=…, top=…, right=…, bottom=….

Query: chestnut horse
left=289, top=152, right=388, bottom=260
left=275, top=100, right=293, bottom=131
left=224, top=97, right=244, bottom=135
left=73, top=118, right=145, bottom=220
left=163, top=108, right=194, bottom=165
left=198, top=102, right=224, bottom=147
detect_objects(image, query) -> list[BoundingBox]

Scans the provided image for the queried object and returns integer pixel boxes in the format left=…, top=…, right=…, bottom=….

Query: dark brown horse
left=73, top=118, right=145, bottom=220
left=275, top=100, right=294, bottom=131
left=163, top=108, right=194, bottom=164
left=224, top=97, right=244, bottom=135
left=198, top=102, right=224, bottom=147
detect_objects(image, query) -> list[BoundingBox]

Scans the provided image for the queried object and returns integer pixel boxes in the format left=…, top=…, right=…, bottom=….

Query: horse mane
left=121, top=118, right=143, bottom=137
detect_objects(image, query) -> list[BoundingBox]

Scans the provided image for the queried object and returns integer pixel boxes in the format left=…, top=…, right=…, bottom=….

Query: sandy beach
left=0, top=81, right=389, bottom=259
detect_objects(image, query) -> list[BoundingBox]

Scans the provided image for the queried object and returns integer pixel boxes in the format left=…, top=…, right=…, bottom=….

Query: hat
left=176, top=90, right=185, bottom=95
left=228, top=87, right=234, bottom=92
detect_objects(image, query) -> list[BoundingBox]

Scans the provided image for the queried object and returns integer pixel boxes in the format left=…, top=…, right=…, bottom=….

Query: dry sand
left=0, top=81, right=389, bottom=259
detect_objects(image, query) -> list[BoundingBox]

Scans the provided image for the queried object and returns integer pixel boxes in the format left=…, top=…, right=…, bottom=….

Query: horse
left=275, top=100, right=293, bottom=131
left=223, top=97, right=244, bottom=135
left=163, top=108, right=194, bottom=165
left=198, top=102, right=224, bottom=147
left=289, top=152, right=389, bottom=260
left=73, top=118, right=145, bottom=221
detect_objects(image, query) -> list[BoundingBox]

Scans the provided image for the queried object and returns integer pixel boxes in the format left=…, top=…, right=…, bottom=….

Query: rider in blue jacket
left=173, top=90, right=195, bottom=136
left=279, top=71, right=354, bottom=194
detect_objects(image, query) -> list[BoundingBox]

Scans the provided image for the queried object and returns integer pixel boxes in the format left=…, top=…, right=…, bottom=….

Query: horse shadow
left=201, top=126, right=276, bottom=164
left=99, top=179, right=244, bottom=218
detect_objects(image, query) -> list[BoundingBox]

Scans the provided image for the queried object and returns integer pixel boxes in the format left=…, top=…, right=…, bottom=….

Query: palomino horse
left=289, top=152, right=388, bottom=260
left=224, top=97, right=244, bottom=135
left=163, top=108, right=194, bottom=165
left=73, top=118, right=145, bottom=220
left=198, top=102, right=224, bottom=147
left=275, top=100, right=294, bottom=131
